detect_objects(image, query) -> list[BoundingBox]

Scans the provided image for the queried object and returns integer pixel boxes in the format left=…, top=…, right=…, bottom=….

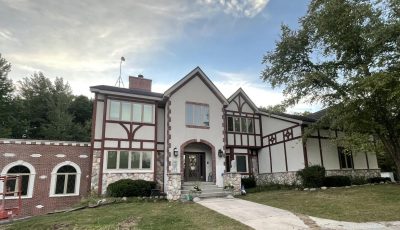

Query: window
left=109, top=100, right=154, bottom=123
left=227, top=116, right=254, bottom=133
left=338, top=147, right=353, bottom=169
left=236, top=155, right=248, bottom=173
left=50, top=162, right=81, bottom=197
left=106, top=151, right=153, bottom=170
left=55, top=166, right=77, bottom=195
left=186, top=103, right=209, bottom=127
left=5, top=165, right=30, bottom=196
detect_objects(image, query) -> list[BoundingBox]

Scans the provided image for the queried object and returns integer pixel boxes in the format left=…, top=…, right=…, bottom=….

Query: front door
left=184, top=153, right=206, bottom=181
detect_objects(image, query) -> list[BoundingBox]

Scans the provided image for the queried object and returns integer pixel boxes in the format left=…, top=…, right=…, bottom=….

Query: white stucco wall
left=261, top=115, right=298, bottom=135
left=306, top=138, right=322, bottom=166
left=271, top=144, right=286, bottom=172
left=168, top=75, right=225, bottom=187
left=258, top=147, right=271, bottom=173
left=320, top=139, right=340, bottom=169
left=286, top=139, right=305, bottom=171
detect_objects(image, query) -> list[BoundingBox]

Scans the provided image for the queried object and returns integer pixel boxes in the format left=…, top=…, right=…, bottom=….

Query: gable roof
left=164, top=67, right=228, bottom=105
left=227, top=88, right=259, bottom=112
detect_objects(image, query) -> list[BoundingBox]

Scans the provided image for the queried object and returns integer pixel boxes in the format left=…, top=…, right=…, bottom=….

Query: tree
left=0, top=53, right=14, bottom=137
left=68, top=95, right=93, bottom=125
left=261, top=0, right=400, bottom=178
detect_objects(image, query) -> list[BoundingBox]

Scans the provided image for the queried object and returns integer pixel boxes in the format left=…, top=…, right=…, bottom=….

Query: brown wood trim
left=153, top=103, right=158, bottom=182
left=269, top=146, right=273, bottom=173
left=107, top=95, right=158, bottom=104
left=301, top=126, right=309, bottom=167
left=186, top=125, right=210, bottom=129
left=262, top=135, right=302, bottom=148
left=317, top=129, right=324, bottom=166
left=365, top=152, right=370, bottom=169
left=283, top=134, right=288, bottom=172
left=89, top=93, right=98, bottom=194
left=186, top=101, right=209, bottom=106
left=262, top=124, right=300, bottom=138
left=103, top=147, right=155, bottom=151
left=106, top=120, right=155, bottom=126
left=98, top=95, right=108, bottom=194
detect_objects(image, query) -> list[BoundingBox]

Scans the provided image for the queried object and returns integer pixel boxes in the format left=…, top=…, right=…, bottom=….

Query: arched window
left=50, top=162, right=81, bottom=197
left=6, top=165, right=30, bottom=196
left=55, top=165, right=77, bottom=195
left=1, top=161, right=36, bottom=198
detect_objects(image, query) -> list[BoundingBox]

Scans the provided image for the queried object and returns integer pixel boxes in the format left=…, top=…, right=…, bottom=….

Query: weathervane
left=115, top=56, right=125, bottom=87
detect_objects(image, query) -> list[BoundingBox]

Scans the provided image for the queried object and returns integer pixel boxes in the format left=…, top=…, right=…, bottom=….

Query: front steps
left=181, top=182, right=230, bottom=200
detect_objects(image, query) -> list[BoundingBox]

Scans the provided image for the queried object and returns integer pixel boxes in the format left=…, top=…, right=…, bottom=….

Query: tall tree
left=68, top=95, right=93, bottom=125
left=0, top=53, right=14, bottom=137
left=261, top=0, right=400, bottom=177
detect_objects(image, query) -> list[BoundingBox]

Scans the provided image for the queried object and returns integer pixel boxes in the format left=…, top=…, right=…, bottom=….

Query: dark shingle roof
left=306, top=109, right=328, bottom=121
left=90, top=85, right=164, bottom=98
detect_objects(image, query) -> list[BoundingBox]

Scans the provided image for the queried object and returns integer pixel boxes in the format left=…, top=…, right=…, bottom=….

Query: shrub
left=324, top=176, right=351, bottom=187
left=246, top=183, right=295, bottom=193
left=351, top=176, right=368, bottom=185
left=367, top=177, right=391, bottom=184
left=297, top=165, right=326, bottom=188
left=241, top=176, right=257, bottom=189
left=107, top=179, right=157, bottom=197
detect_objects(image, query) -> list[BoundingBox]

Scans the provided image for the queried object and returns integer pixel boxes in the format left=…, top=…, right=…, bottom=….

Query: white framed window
left=109, top=100, right=154, bottom=123
left=236, top=155, right=248, bottom=173
left=338, top=147, right=353, bottom=169
left=49, top=161, right=81, bottom=197
left=186, top=102, right=209, bottom=127
left=105, top=151, right=154, bottom=172
left=227, top=116, right=254, bottom=133
left=0, top=161, right=36, bottom=199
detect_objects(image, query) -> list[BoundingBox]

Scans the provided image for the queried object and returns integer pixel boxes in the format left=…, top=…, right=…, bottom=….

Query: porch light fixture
left=218, top=149, right=224, bottom=158
left=173, top=147, right=178, bottom=157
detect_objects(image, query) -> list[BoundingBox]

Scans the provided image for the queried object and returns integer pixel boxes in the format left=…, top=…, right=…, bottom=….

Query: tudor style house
left=90, top=67, right=380, bottom=199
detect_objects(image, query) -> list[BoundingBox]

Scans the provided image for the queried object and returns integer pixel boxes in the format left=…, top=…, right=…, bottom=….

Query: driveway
left=197, top=198, right=400, bottom=230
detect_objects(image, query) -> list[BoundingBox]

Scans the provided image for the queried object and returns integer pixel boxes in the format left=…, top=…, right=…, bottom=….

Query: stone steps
left=180, top=181, right=231, bottom=200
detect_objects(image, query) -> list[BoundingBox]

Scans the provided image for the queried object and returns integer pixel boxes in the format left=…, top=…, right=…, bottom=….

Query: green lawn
left=4, top=200, right=250, bottom=230
left=242, top=184, right=400, bottom=222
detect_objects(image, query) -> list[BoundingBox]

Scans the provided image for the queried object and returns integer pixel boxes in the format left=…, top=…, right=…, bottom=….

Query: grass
left=242, top=184, right=400, bottom=222
left=3, top=200, right=251, bottom=230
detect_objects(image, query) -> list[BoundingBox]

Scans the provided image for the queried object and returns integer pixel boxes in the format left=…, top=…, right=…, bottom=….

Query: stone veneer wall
left=155, top=151, right=165, bottom=191
left=91, top=150, right=101, bottom=192
left=101, top=173, right=154, bottom=194
left=257, top=169, right=381, bottom=186
left=166, top=173, right=181, bottom=200
left=223, top=172, right=241, bottom=195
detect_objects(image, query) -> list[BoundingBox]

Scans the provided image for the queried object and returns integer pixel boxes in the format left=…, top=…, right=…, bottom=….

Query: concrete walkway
left=197, top=198, right=400, bottom=230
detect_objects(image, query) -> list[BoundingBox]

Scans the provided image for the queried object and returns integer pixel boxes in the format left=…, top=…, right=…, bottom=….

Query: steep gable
left=226, top=88, right=259, bottom=113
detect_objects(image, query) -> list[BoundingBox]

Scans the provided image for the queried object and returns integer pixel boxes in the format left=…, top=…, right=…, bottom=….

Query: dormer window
left=227, top=116, right=254, bottom=133
left=109, top=100, right=154, bottom=123
left=186, top=102, right=209, bottom=128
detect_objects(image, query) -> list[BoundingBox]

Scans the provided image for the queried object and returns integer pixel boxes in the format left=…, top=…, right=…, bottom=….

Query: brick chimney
left=129, top=75, right=152, bottom=91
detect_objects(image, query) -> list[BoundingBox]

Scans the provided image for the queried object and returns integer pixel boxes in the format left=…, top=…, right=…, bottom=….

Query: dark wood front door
left=184, top=153, right=206, bottom=181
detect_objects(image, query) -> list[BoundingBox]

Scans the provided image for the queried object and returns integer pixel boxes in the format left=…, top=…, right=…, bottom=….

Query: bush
left=297, top=165, right=326, bottom=188
left=107, top=179, right=157, bottom=197
left=246, top=183, right=295, bottom=193
left=241, top=176, right=257, bottom=189
left=351, top=176, right=368, bottom=185
left=324, top=176, right=351, bottom=187
left=367, top=177, right=391, bottom=184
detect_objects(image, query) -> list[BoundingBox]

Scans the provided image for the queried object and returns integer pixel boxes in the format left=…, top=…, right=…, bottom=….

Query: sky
left=0, top=0, right=318, bottom=113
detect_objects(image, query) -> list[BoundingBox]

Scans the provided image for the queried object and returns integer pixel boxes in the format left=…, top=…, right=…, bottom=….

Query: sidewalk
left=197, top=198, right=400, bottom=230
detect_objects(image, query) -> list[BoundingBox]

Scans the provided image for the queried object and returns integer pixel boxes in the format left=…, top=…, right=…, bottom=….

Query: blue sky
left=0, top=0, right=316, bottom=112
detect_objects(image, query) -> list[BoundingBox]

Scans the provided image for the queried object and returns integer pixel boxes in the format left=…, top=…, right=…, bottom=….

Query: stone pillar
left=90, top=150, right=101, bottom=194
left=167, top=173, right=182, bottom=200
left=223, top=172, right=241, bottom=195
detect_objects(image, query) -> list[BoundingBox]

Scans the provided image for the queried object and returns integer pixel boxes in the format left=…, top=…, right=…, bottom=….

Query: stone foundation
left=223, top=172, right=241, bottom=195
left=166, top=173, right=181, bottom=200
left=101, top=172, right=154, bottom=194
left=155, top=151, right=165, bottom=191
left=257, top=171, right=299, bottom=186
left=256, top=169, right=381, bottom=186
left=91, top=150, right=101, bottom=192
left=326, top=169, right=381, bottom=178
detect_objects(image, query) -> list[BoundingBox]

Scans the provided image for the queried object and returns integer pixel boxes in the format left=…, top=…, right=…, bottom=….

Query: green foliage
left=0, top=63, right=92, bottom=141
left=367, top=177, right=391, bottom=184
left=241, top=176, right=257, bottom=189
left=107, top=179, right=157, bottom=197
left=261, top=0, right=400, bottom=179
left=350, top=176, right=368, bottom=185
left=323, top=176, right=351, bottom=187
left=0, top=53, right=14, bottom=137
left=297, top=165, right=326, bottom=188
left=246, top=183, right=295, bottom=193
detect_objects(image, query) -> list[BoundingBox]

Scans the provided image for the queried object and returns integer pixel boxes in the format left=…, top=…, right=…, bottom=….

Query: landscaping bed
left=242, top=184, right=400, bottom=222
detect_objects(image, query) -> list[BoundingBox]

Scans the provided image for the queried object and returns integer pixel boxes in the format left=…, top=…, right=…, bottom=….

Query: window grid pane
left=132, top=104, right=142, bottom=122
left=119, top=151, right=129, bottom=169
left=142, top=152, right=152, bottom=169
left=247, top=118, right=254, bottom=133
left=66, top=174, right=76, bottom=194
left=55, top=175, right=65, bottom=194
left=143, top=104, right=153, bottom=123
left=227, top=117, right=233, bottom=131
left=107, top=151, right=117, bottom=169
left=241, top=117, right=247, bottom=133
left=236, top=156, right=247, bottom=172
left=110, top=101, right=120, bottom=120
left=234, top=117, right=240, bottom=132
left=121, top=102, right=131, bottom=121
left=131, top=152, right=140, bottom=169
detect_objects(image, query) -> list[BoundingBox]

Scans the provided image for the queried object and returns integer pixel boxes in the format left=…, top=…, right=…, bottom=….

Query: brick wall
left=0, top=140, right=91, bottom=217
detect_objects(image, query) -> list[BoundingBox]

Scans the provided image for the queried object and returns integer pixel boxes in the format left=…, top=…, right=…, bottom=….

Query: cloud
left=197, top=0, right=270, bottom=17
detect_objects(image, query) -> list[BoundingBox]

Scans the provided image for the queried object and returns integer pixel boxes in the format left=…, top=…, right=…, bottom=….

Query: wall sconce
left=218, top=149, right=224, bottom=158
left=173, top=147, right=178, bottom=157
